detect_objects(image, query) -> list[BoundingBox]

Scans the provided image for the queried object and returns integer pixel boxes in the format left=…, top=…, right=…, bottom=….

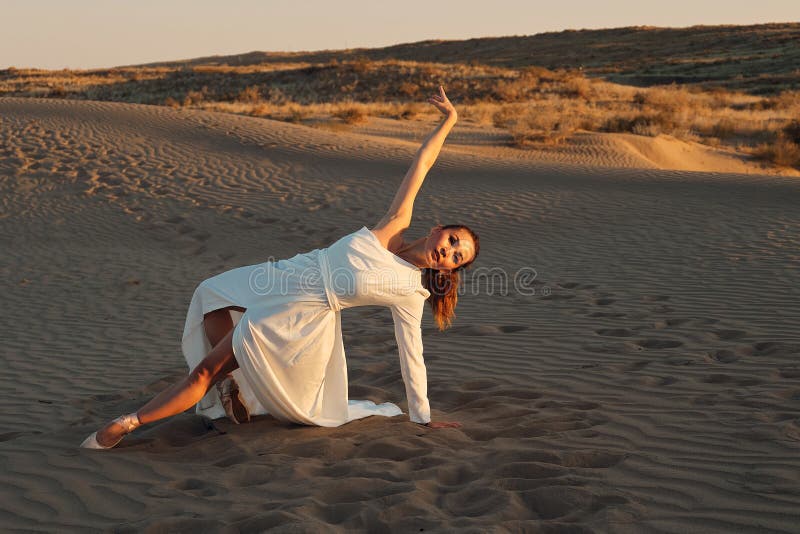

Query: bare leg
left=94, top=329, right=239, bottom=447
left=204, top=307, right=243, bottom=347
left=203, top=307, right=244, bottom=384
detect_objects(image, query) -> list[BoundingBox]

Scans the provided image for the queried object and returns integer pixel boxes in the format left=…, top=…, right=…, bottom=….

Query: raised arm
left=372, top=86, right=458, bottom=248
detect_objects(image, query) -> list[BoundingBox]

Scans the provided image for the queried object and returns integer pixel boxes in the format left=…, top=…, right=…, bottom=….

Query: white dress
left=181, top=226, right=432, bottom=427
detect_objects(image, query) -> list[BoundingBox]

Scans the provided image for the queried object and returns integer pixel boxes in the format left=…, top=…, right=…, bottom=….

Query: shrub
left=564, top=75, right=592, bottom=99
left=351, top=57, right=371, bottom=74
left=183, top=90, right=205, bottom=106
left=711, top=117, right=737, bottom=139
left=286, top=104, right=310, bottom=123
left=492, top=78, right=529, bottom=102
left=49, top=84, right=67, bottom=98
left=237, top=85, right=261, bottom=104
left=508, top=106, right=577, bottom=146
left=398, top=82, right=419, bottom=97
left=782, top=120, right=800, bottom=144
left=333, top=105, right=367, bottom=124
left=767, top=90, right=800, bottom=110
left=250, top=103, right=271, bottom=117
left=395, top=103, right=423, bottom=120
left=707, top=87, right=734, bottom=109
left=603, top=112, right=686, bottom=137
left=753, top=136, right=800, bottom=168
left=492, top=105, right=518, bottom=128
left=634, top=85, right=692, bottom=113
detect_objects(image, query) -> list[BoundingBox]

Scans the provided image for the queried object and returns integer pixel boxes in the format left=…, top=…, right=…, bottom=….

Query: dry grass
left=333, top=104, right=368, bottom=125
left=752, top=121, right=800, bottom=168
left=2, top=57, right=799, bottom=169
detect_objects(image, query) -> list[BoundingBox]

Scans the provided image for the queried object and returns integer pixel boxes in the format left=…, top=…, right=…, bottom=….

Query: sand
left=1, top=97, right=798, bottom=533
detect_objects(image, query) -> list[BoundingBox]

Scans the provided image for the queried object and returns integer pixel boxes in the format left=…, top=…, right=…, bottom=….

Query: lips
left=432, top=248, right=439, bottom=262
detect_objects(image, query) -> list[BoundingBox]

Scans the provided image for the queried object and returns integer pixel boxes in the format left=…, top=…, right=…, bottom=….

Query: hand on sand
left=427, top=86, right=457, bottom=119
left=425, top=421, right=462, bottom=429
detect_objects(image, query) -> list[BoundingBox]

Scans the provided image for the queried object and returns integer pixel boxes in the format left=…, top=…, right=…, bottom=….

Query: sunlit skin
left=91, top=86, right=466, bottom=446
left=393, top=224, right=476, bottom=272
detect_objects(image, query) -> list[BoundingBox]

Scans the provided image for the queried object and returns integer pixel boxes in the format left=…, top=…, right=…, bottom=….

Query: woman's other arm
left=372, top=86, right=457, bottom=248
left=390, top=299, right=461, bottom=429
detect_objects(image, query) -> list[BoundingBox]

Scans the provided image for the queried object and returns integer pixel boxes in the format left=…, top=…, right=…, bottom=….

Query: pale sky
left=1, top=0, right=797, bottom=69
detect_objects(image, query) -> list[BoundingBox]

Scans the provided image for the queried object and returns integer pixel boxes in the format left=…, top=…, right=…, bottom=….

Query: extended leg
left=92, top=329, right=239, bottom=447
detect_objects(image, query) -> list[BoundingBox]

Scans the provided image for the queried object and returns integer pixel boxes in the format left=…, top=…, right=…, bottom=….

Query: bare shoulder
left=369, top=221, right=408, bottom=253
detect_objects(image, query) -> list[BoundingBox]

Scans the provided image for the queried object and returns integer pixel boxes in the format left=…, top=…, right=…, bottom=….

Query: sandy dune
left=345, top=116, right=799, bottom=177
left=1, top=97, right=799, bottom=532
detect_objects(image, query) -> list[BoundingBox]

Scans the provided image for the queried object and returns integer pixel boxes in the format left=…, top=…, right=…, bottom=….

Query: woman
left=81, top=86, right=479, bottom=449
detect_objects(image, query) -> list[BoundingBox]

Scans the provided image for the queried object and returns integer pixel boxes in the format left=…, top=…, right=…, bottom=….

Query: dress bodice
left=321, top=226, right=431, bottom=311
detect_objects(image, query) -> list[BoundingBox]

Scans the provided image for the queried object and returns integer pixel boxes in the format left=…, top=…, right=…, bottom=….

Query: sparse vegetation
left=333, top=104, right=367, bottom=125
left=753, top=121, right=800, bottom=168
left=1, top=25, right=798, bottom=170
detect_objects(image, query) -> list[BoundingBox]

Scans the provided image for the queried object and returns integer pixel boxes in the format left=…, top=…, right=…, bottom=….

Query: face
left=425, top=225, right=475, bottom=271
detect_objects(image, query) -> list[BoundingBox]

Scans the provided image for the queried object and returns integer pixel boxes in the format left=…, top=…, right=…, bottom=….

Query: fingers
left=429, top=86, right=448, bottom=102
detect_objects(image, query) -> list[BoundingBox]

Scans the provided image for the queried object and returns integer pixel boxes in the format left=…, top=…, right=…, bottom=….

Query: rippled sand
left=1, top=98, right=799, bottom=532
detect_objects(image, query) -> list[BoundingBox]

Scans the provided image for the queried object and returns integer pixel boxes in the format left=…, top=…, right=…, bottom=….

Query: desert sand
left=1, top=97, right=799, bottom=532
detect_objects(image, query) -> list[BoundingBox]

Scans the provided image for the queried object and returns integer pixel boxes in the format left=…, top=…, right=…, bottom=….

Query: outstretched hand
left=425, top=421, right=462, bottom=429
left=427, top=86, right=457, bottom=118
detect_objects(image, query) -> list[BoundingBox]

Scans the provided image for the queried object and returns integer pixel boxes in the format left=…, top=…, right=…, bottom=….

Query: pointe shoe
left=216, top=376, right=250, bottom=424
left=80, top=413, right=140, bottom=450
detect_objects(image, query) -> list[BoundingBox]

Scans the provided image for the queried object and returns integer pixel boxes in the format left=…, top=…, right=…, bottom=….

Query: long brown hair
left=422, top=224, right=480, bottom=331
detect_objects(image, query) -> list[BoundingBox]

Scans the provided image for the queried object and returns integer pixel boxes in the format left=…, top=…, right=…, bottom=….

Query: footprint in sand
left=494, top=461, right=566, bottom=480
left=443, top=486, right=511, bottom=518
left=625, top=360, right=651, bottom=371
left=450, top=325, right=529, bottom=336
left=536, top=400, right=600, bottom=411
left=639, top=375, right=678, bottom=386
left=595, top=328, right=636, bottom=337
left=559, top=450, right=626, bottom=469
left=636, top=338, right=683, bottom=349
left=593, top=297, right=616, bottom=306
left=691, top=394, right=717, bottom=406
left=701, top=374, right=762, bottom=387
left=708, top=349, right=740, bottom=364
left=665, top=317, right=691, bottom=327
left=0, top=431, right=42, bottom=442
left=778, top=368, right=800, bottom=379
left=588, top=311, right=627, bottom=318
left=753, top=341, right=800, bottom=356
left=170, top=478, right=217, bottom=497
left=770, top=389, right=800, bottom=401
left=542, top=293, right=575, bottom=300
left=713, top=329, right=748, bottom=341
left=641, top=294, right=670, bottom=302
left=665, top=356, right=696, bottom=366
left=558, top=282, right=580, bottom=289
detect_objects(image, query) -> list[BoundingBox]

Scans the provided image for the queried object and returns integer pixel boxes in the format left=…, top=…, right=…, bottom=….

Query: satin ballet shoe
left=80, top=413, right=140, bottom=450
left=216, top=376, right=250, bottom=424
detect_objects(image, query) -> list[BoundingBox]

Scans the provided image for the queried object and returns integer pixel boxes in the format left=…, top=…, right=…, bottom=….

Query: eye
left=449, top=235, right=456, bottom=245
